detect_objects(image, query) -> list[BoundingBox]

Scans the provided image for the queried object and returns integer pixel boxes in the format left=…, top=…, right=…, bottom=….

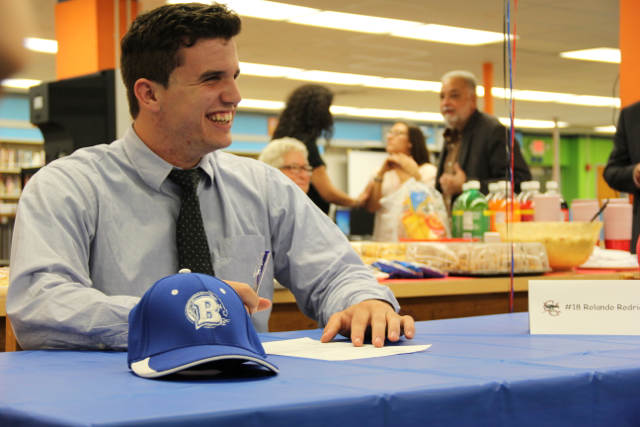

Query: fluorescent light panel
left=287, top=70, right=382, bottom=85
left=498, top=118, right=568, bottom=129
left=24, top=38, right=57, bottom=54
left=560, top=48, right=620, bottom=64
left=491, top=87, right=618, bottom=107
left=330, top=106, right=359, bottom=114
left=594, top=126, right=616, bottom=133
left=0, top=79, right=42, bottom=89
left=238, top=99, right=565, bottom=128
left=289, top=11, right=420, bottom=34
left=346, top=108, right=415, bottom=119
left=168, top=0, right=318, bottom=20
left=238, top=61, right=619, bottom=107
left=364, top=78, right=441, bottom=92
left=239, top=99, right=285, bottom=110
left=392, top=24, right=514, bottom=46
left=239, top=62, right=302, bottom=77
left=180, top=0, right=512, bottom=46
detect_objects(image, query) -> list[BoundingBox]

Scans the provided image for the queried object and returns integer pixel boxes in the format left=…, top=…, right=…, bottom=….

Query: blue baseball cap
left=127, top=272, right=278, bottom=378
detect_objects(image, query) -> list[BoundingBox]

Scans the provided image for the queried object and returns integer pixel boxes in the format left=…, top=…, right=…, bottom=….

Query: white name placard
left=529, top=280, right=640, bottom=335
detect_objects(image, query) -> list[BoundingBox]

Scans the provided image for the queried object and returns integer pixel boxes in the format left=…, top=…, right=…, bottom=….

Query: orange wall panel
left=56, top=0, right=139, bottom=81
left=56, top=0, right=100, bottom=80
left=620, top=0, right=640, bottom=107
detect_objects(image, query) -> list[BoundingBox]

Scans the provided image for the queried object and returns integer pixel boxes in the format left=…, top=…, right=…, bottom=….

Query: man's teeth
left=208, top=112, right=233, bottom=123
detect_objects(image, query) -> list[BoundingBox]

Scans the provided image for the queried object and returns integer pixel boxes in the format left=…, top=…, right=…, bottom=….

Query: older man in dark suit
left=603, top=101, right=640, bottom=254
left=436, top=71, right=531, bottom=211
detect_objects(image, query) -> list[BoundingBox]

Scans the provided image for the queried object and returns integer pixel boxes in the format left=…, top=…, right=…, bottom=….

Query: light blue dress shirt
left=7, top=126, right=399, bottom=350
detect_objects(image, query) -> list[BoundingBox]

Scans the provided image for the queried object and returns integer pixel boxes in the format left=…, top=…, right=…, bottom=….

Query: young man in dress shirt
left=7, top=2, right=414, bottom=350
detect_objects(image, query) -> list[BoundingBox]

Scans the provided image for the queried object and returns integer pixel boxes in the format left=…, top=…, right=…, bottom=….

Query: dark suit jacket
left=603, top=101, right=640, bottom=254
left=436, top=110, right=532, bottom=197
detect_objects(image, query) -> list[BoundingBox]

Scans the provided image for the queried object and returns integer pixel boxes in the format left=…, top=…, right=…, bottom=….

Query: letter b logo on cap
left=185, top=291, right=230, bottom=329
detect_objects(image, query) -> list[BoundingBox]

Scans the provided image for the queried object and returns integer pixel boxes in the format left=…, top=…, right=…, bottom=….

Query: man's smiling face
left=155, top=37, right=241, bottom=156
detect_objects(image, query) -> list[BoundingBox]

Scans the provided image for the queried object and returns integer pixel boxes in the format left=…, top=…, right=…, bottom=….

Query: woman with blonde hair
left=259, top=137, right=312, bottom=193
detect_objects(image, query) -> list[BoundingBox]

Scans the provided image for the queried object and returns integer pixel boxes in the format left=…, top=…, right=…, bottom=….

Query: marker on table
left=253, top=250, right=271, bottom=294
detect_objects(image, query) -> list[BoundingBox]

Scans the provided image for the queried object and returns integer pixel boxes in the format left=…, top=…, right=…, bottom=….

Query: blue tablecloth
left=1, top=313, right=640, bottom=427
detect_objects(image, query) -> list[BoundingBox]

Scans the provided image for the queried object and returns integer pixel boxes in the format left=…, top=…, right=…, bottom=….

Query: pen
left=253, top=250, right=271, bottom=294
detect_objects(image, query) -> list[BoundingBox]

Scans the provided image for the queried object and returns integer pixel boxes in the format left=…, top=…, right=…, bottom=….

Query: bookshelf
left=0, top=138, right=44, bottom=264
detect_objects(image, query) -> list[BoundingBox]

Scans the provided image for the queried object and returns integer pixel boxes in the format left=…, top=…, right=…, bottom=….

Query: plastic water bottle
left=545, top=181, right=568, bottom=221
left=519, top=181, right=540, bottom=222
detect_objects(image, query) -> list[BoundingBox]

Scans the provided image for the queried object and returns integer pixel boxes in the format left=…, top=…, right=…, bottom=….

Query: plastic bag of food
left=380, top=178, right=451, bottom=241
left=371, top=259, right=423, bottom=279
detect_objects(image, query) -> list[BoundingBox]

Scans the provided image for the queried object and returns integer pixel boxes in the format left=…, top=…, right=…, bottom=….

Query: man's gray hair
left=259, top=137, right=309, bottom=169
left=441, top=70, right=477, bottom=92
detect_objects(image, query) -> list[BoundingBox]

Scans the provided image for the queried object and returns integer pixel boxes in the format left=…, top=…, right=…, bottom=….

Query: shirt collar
left=444, top=127, right=461, bottom=142
left=121, top=124, right=215, bottom=191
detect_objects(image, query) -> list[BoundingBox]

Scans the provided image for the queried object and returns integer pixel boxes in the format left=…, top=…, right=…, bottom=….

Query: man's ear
left=134, top=78, right=161, bottom=114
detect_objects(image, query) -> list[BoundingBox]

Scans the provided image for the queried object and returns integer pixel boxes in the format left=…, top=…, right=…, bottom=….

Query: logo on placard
left=543, top=300, right=561, bottom=316
left=185, top=291, right=230, bottom=329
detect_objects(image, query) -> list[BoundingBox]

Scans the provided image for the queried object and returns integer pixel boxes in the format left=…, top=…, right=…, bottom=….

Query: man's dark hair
left=272, top=84, right=334, bottom=143
left=121, top=2, right=241, bottom=118
left=397, top=121, right=431, bottom=165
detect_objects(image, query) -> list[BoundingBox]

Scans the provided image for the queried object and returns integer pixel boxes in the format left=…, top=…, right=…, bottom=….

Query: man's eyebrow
left=198, top=70, right=224, bottom=81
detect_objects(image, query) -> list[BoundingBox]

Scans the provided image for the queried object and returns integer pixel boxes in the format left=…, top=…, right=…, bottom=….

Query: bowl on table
left=495, top=222, right=602, bottom=270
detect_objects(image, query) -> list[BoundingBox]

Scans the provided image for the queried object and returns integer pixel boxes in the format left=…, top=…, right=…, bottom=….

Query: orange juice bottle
left=485, top=182, right=498, bottom=229
left=490, top=181, right=521, bottom=231
left=489, top=181, right=505, bottom=231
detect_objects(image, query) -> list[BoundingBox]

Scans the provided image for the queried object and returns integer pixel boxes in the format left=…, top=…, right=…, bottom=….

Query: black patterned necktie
left=168, top=168, right=215, bottom=276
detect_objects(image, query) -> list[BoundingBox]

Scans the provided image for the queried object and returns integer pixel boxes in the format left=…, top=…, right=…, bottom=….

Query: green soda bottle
left=451, top=182, right=469, bottom=238
left=461, top=180, right=490, bottom=240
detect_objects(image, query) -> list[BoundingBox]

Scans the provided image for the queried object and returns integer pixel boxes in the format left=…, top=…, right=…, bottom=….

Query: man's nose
left=222, top=79, right=242, bottom=105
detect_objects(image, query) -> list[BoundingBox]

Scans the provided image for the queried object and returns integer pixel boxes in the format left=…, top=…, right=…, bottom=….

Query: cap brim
left=131, top=345, right=279, bottom=378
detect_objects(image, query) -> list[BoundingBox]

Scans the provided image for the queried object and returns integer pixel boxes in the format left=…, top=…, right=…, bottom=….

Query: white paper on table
left=262, top=337, right=431, bottom=361
left=580, top=247, right=639, bottom=269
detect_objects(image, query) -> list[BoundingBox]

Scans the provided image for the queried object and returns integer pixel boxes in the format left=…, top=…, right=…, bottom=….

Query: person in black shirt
left=272, top=84, right=358, bottom=213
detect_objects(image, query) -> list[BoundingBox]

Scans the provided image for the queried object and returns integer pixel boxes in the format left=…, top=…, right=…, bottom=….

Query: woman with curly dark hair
left=272, top=84, right=358, bottom=213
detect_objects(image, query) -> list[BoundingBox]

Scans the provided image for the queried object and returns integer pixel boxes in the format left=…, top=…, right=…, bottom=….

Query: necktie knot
left=169, top=168, right=200, bottom=193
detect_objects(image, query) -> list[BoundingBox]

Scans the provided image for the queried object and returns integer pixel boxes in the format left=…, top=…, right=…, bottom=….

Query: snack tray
left=353, top=241, right=550, bottom=275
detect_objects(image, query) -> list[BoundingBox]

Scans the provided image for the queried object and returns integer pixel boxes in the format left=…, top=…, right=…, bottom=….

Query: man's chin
left=443, top=117, right=458, bottom=128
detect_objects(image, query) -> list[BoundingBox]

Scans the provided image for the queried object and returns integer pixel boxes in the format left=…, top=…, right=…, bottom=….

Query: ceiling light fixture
left=560, top=48, right=620, bottom=64
left=238, top=99, right=285, bottom=110
left=1, top=79, right=42, bottom=89
left=23, top=38, right=58, bottom=54
left=364, top=78, right=442, bottom=92
left=171, top=0, right=512, bottom=46
left=238, top=101, right=561, bottom=128
left=239, top=62, right=302, bottom=77
left=491, top=87, right=618, bottom=107
left=392, top=24, right=515, bottom=46
left=287, top=70, right=382, bottom=85
left=330, top=106, right=359, bottom=115
left=288, top=11, right=421, bottom=34
left=168, top=0, right=318, bottom=20
left=594, top=126, right=616, bottom=133
left=345, top=108, right=415, bottom=119
left=498, top=118, right=568, bottom=129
